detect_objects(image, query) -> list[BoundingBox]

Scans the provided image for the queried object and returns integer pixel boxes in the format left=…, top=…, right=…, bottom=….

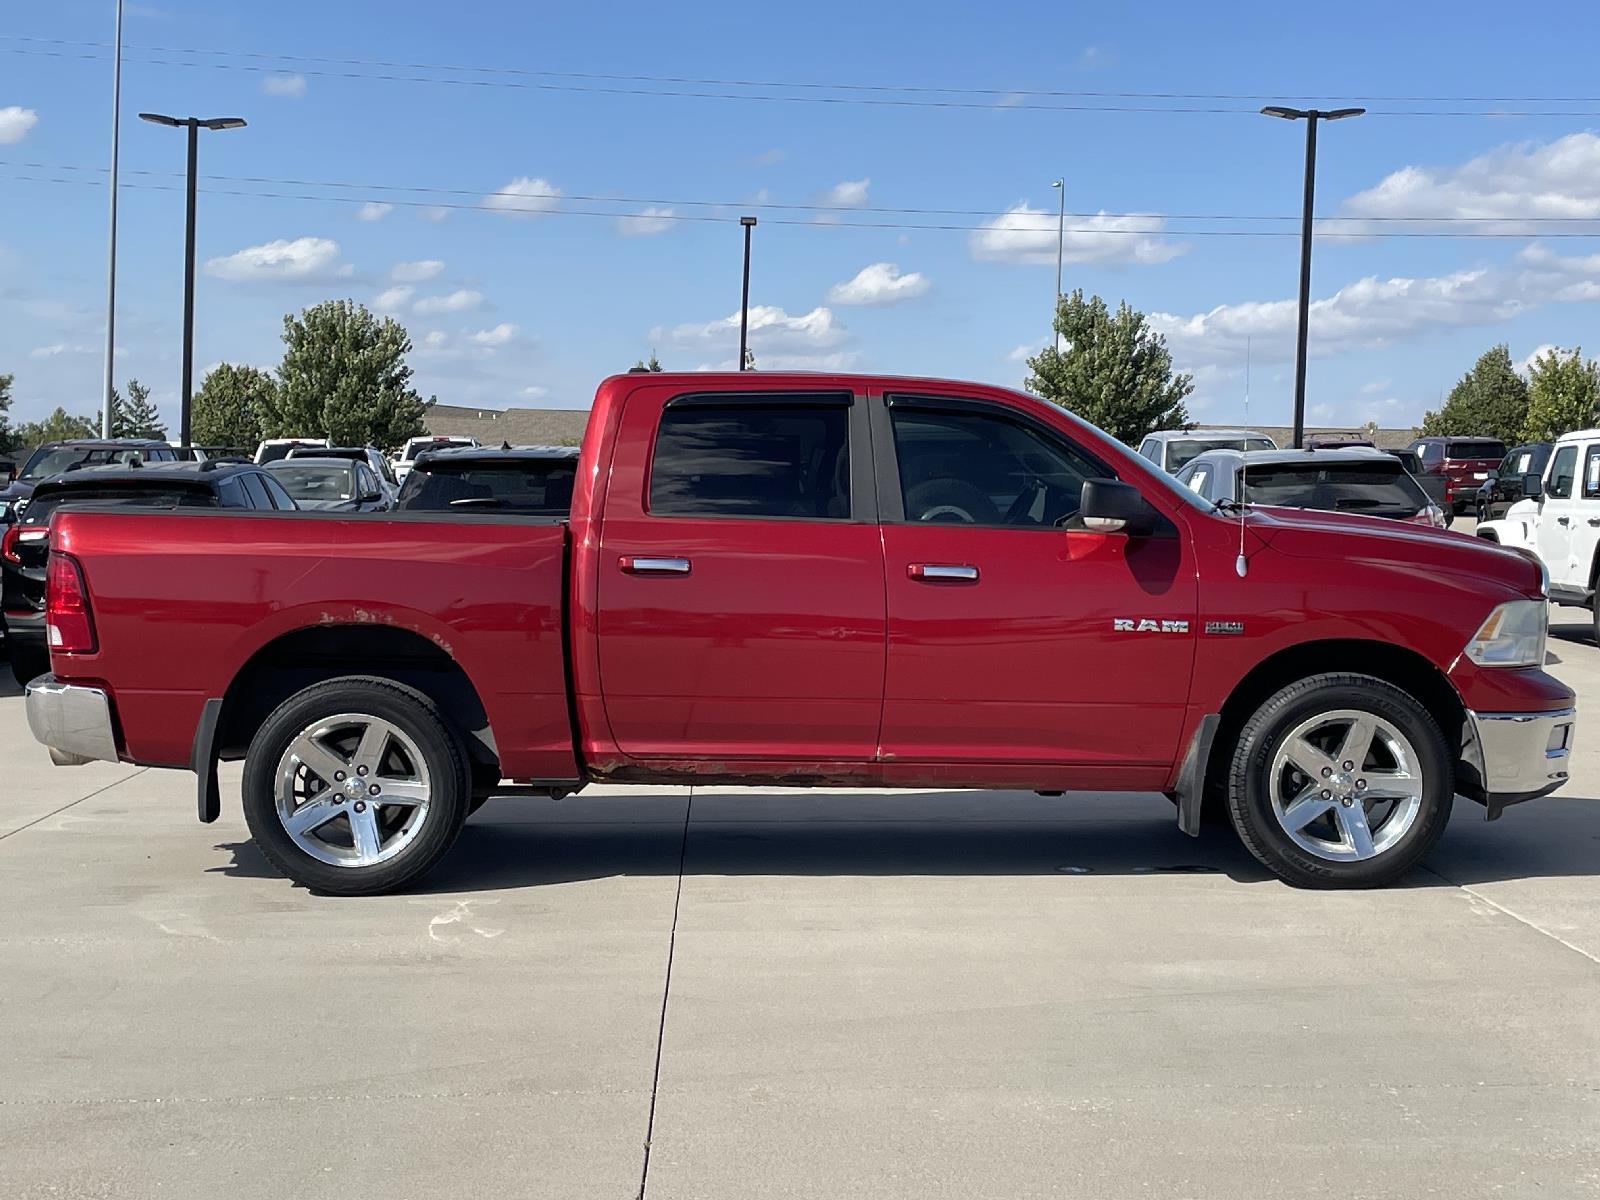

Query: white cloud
left=0, top=106, right=38, bottom=144
left=823, top=178, right=870, bottom=207
left=468, top=322, right=518, bottom=347
left=30, top=343, right=93, bottom=359
left=413, top=289, right=484, bottom=314
left=356, top=202, right=393, bottom=222
left=203, top=236, right=349, bottom=283
left=617, top=206, right=675, bottom=237
left=391, top=259, right=444, bottom=283
left=654, top=304, right=855, bottom=370
left=262, top=74, right=307, bottom=98
left=374, top=285, right=414, bottom=312
left=970, top=204, right=1186, bottom=266
left=1359, top=379, right=1392, bottom=395
left=1520, top=344, right=1563, bottom=375
left=826, top=262, right=931, bottom=306
left=421, top=206, right=451, bottom=223
left=1340, top=133, right=1600, bottom=234
left=1006, top=344, right=1035, bottom=363
left=422, top=330, right=449, bottom=349
left=521, top=385, right=550, bottom=400
left=484, top=176, right=562, bottom=217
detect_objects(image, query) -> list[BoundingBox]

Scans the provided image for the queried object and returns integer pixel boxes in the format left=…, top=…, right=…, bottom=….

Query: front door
left=596, top=385, right=886, bottom=760
left=1536, top=442, right=1580, bottom=588
left=873, top=392, right=1199, bottom=769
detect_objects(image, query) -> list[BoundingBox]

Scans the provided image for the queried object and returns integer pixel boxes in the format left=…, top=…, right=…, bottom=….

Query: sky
left=5, top=0, right=1600, bottom=435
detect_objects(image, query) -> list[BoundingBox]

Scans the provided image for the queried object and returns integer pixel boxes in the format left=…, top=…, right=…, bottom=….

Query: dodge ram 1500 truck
left=25, top=373, right=1575, bottom=894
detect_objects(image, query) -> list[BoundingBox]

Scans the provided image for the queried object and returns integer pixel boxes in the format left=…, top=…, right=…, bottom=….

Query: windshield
left=397, top=459, right=577, bottom=513
left=268, top=463, right=354, bottom=501
left=1240, top=461, right=1428, bottom=517
left=1445, top=439, right=1506, bottom=461
left=1166, top=436, right=1275, bottom=471
left=21, top=446, right=151, bottom=480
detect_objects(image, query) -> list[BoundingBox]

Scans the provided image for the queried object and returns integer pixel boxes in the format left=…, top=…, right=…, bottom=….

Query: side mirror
left=1523, top=473, right=1543, bottom=500
left=1080, top=479, right=1154, bottom=535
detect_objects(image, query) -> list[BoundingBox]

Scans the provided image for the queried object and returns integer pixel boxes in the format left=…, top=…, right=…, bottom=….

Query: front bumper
left=24, top=674, right=120, bottom=767
left=1459, top=706, right=1576, bottom=819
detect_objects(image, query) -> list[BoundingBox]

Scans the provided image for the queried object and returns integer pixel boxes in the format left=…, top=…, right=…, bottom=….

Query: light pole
left=101, top=0, right=124, bottom=438
left=738, top=216, right=757, bottom=371
left=1050, top=178, right=1065, bottom=350
left=1260, top=105, right=1364, bottom=448
left=138, top=112, right=247, bottom=447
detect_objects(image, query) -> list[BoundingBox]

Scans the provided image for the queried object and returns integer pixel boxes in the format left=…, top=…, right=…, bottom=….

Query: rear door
left=596, top=385, right=886, bottom=760
left=1536, top=443, right=1581, bottom=588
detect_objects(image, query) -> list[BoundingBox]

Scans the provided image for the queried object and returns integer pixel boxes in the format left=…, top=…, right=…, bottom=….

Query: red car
left=1407, top=436, right=1508, bottom=515
left=25, top=374, right=1573, bottom=893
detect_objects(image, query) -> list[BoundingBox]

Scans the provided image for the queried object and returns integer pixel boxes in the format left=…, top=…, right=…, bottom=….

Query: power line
left=7, top=170, right=1600, bottom=237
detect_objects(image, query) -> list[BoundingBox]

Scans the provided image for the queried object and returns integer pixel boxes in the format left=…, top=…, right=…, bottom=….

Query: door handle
left=1557, top=516, right=1571, bottom=526
left=619, top=555, right=691, bottom=575
left=908, top=563, right=979, bottom=582
left=1588, top=518, right=1600, bottom=528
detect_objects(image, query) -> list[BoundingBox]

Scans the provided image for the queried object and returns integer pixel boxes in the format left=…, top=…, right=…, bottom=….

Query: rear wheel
left=1226, top=674, right=1452, bottom=888
left=241, top=676, right=471, bottom=895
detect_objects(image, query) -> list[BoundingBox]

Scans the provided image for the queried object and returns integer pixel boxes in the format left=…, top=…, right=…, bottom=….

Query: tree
left=267, top=300, right=427, bottom=448
left=630, top=351, right=663, bottom=372
left=109, top=378, right=168, bottom=440
left=1024, top=290, right=1192, bottom=445
left=1521, top=347, right=1600, bottom=442
left=0, top=373, right=16, bottom=455
left=15, top=407, right=98, bottom=446
left=192, top=363, right=273, bottom=448
left=1419, top=345, right=1528, bottom=444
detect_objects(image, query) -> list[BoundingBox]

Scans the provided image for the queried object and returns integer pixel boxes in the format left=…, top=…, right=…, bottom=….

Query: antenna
left=1236, top=341, right=1251, bottom=577
left=1244, top=335, right=1251, bottom=426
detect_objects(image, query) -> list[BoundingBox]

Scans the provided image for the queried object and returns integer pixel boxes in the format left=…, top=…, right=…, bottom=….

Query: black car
left=394, top=444, right=579, bottom=514
left=1, top=460, right=296, bottom=686
left=0, top=438, right=178, bottom=521
left=264, top=456, right=391, bottom=512
left=1475, top=441, right=1554, bottom=522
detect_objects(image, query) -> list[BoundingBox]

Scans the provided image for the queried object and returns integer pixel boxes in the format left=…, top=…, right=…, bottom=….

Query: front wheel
left=241, top=676, right=471, bottom=895
left=1226, top=674, right=1453, bottom=888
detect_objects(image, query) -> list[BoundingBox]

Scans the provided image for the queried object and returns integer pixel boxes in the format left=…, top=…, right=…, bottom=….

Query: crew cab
left=25, top=374, right=1574, bottom=895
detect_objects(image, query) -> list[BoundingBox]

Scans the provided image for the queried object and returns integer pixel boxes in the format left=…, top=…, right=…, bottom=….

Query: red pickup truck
left=25, top=373, right=1574, bottom=894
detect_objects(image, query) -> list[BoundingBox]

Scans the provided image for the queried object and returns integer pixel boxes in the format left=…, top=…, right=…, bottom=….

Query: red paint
left=46, top=372, right=1568, bottom=795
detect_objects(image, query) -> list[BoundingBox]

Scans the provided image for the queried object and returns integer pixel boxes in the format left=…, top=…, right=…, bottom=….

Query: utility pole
left=738, top=216, right=757, bottom=371
left=100, top=0, right=124, bottom=438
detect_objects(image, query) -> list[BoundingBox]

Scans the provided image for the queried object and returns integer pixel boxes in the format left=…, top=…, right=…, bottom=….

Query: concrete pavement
left=1, top=616, right=1598, bottom=1198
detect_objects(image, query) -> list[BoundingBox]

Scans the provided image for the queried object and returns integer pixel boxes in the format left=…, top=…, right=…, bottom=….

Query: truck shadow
left=210, top=790, right=1600, bottom=895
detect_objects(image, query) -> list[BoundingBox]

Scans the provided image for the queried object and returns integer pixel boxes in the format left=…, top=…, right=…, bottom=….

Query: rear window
left=397, top=458, right=577, bottom=514
left=270, top=463, right=355, bottom=501
left=21, top=446, right=164, bottom=480
left=23, top=486, right=215, bottom=524
left=1445, top=439, right=1506, bottom=460
left=1241, top=461, right=1428, bottom=516
left=1166, top=436, right=1275, bottom=471
left=257, top=441, right=324, bottom=464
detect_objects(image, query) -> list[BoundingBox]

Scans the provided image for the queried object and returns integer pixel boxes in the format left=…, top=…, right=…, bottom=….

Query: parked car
left=286, top=444, right=401, bottom=502
left=264, top=456, right=391, bottom=512
left=1176, top=448, right=1448, bottom=528
left=394, top=435, right=480, bottom=484
left=1304, top=434, right=1375, bottom=450
left=175, top=444, right=251, bottom=463
left=1474, top=442, right=1553, bottom=522
left=0, top=438, right=178, bottom=520
left=1135, top=428, right=1277, bottom=473
left=24, top=371, right=1571, bottom=895
left=1384, top=449, right=1452, bottom=523
left=2, top=460, right=295, bottom=686
left=1406, top=436, right=1508, bottom=515
left=395, top=444, right=579, bottom=514
left=254, top=437, right=331, bottom=465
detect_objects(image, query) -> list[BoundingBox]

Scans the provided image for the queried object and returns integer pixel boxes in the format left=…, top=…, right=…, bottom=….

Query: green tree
left=192, top=363, right=273, bottom=449
left=630, top=351, right=663, bottom=372
left=1419, top=345, right=1528, bottom=444
left=267, top=300, right=427, bottom=448
left=109, top=378, right=168, bottom=440
left=1024, top=290, right=1192, bottom=445
left=15, top=407, right=98, bottom=446
left=0, top=372, right=16, bottom=455
left=1521, top=347, right=1600, bottom=442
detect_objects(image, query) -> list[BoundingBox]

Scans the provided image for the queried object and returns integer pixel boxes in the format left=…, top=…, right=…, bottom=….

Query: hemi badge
left=1205, top=620, right=1245, bottom=636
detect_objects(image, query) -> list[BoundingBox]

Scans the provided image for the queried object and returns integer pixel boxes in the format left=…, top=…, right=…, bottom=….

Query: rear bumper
left=1459, top=706, right=1576, bottom=818
left=24, top=674, right=120, bottom=766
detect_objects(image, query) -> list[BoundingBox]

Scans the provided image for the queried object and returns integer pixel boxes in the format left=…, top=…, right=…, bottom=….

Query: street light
left=1260, top=105, right=1364, bottom=448
left=138, top=112, right=247, bottom=447
left=738, top=216, right=757, bottom=371
left=1050, top=178, right=1065, bottom=350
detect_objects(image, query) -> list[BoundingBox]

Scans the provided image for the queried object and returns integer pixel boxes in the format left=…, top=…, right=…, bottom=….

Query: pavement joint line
left=0, top=767, right=148, bottom=843
left=1421, top=863, right=1600, bottom=967
left=636, top=788, right=693, bottom=1200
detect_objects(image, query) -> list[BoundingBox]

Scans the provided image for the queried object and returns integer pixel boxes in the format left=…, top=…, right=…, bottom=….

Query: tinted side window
left=216, top=478, right=247, bottom=508
left=649, top=400, right=850, bottom=519
left=1584, top=447, right=1600, bottom=500
left=890, top=407, right=1110, bottom=528
left=257, top=473, right=297, bottom=510
left=239, top=473, right=273, bottom=510
left=1548, top=445, right=1578, bottom=499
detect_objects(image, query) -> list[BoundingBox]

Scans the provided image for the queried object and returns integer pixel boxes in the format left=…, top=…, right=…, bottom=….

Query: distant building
left=423, top=403, right=590, bottom=446
left=1252, top=425, right=1420, bottom=450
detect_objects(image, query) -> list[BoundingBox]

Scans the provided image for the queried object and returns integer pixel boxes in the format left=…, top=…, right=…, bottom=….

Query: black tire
left=241, top=676, right=472, bottom=895
left=10, top=647, right=49, bottom=688
left=1225, top=673, right=1453, bottom=888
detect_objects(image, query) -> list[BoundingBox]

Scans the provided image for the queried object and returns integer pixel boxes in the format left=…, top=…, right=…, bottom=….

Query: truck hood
left=1246, top=506, right=1543, bottom=598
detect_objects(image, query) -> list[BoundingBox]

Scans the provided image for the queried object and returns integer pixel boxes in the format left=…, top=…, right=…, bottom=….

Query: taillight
left=0, top=524, right=18, bottom=563
left=46, top=552, right=97, bottom=654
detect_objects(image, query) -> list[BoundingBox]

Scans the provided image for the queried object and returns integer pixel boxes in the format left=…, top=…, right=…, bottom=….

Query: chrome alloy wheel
left=274, top=713, right=432, bottom=868
left=1268, top=709, right=1424, bottom=862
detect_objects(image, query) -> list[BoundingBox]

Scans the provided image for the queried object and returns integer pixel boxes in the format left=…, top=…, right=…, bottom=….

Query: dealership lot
left=2, top=609, right=1597, bottom=1197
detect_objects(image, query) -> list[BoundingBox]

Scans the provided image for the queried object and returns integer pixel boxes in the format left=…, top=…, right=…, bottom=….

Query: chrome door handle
left=908, top=563, right=979, bottom=582
left=620, top=555, right=691, bottom=575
